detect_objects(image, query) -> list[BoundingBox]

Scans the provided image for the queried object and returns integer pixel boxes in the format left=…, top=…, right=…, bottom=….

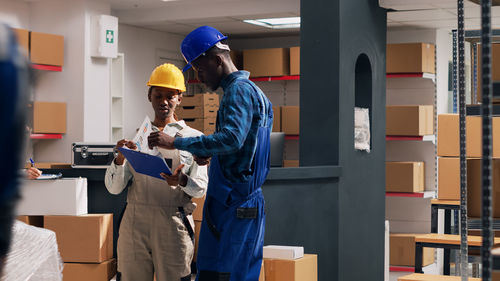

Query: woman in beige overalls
left=105, top=63, right=208, bottom=281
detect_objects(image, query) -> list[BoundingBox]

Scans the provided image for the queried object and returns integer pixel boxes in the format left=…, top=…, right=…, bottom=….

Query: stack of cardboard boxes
left=385, top=105, right=434, bottom=194
left=16, top=179, right=116, bottom=281
left=262, top=246, right=317, bottom=281
left=438, top=114, right=500, bottom=219
left=386, top=43, right=437, bottom=269
left=179, top=93, right=219, bottom=135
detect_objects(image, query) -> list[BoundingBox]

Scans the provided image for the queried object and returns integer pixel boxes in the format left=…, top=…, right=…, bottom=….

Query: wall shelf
left=389, top=266, right=415, bottom=273
left=30, top=133, right=63, bottom=139
left=386, top=73, right=435, bottom=80
left=386, top=191, right=435, bottom=198
left=386, top=135, right=435, bottom=142
left=188, top=75, right=300, bottom=84
left=31, top=64, right=62, bottom=72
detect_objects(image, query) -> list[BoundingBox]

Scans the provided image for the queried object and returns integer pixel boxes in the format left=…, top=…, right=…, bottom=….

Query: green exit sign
left=106, top=30, right=114, bottom=44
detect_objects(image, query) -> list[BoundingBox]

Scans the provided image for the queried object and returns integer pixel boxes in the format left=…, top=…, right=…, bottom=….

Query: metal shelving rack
left=451, top=0, right=495, bottom=279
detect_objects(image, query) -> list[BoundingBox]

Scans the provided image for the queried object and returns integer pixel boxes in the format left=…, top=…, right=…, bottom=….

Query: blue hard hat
left=181, top=26, right=228, bottom=72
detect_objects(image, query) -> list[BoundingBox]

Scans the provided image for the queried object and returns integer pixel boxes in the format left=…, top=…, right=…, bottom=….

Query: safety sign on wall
left=91, top=15, right=118, bottom=58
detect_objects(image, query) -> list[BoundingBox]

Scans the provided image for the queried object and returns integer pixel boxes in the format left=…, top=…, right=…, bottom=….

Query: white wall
left=118, top=24, right=184, bottom=139
left=83, top=1, right=111, bottom=142
left=0, top=0, right=30, bottom=29
left=30, top=0, right=87, bottom=163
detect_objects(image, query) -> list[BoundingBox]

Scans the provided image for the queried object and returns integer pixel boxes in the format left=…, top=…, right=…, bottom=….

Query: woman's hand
left=148, top=131, right=175, bottom=150
left=26, top=167, right=41, bottom=180
left=161, top=164, right=188, bottom=186
left=114, top=139, right=137, bottom=165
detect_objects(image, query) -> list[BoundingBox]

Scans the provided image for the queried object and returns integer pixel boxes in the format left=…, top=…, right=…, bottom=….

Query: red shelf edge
left=188, top=75, right=300, bottom=84
left=31, top=64, right=62, bottom=72
left=386, top=73, right=425, bottom=78
left=285, top=135, right=299, bottom=140
left=30, top=133, right=63, bottom=139
left=389, top=266, right=415, bottom=273
left=386, top=192, right=424, bottom=198
left=386, top=135, right=424, bottom=141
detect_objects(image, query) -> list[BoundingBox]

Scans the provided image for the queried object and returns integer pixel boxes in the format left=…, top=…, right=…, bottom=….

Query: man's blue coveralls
left=174, top=70, right=273, bottom=281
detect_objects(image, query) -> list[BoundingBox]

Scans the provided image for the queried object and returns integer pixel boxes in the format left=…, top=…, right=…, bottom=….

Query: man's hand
left=194, top=155, right=211, bottom=166
left=114, top=139, right=137, bottom=165
left=148, top=131, right=175, bottom=150
left=26, top=167, right=41, bottom=180
left=161, top=164, right=187, bottom=186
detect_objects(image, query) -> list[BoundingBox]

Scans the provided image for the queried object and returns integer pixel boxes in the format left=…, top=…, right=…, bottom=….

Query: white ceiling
left=23, top=0, right=500, bottom=36
left=109, top=0, right=300, bottom=37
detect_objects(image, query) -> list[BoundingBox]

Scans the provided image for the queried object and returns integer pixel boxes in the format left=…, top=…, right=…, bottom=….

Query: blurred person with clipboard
left=104, top=64, right=208, bottom=281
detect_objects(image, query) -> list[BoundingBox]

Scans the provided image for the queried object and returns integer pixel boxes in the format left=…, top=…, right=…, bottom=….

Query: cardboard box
left=437, top=114, right=500, bottom=158
left=468, top=159, right=500, bottom=218
left=194, top=220, right=202, bottom=262
left=386, top=105, right=433, bottom=136
left=181, top=93, right=219, bottom=107
left=192, top=196, right=205, bottom=221
left=386, top=162, right=425, bottom=193
left=282, top=106, right=299, bottom=135
left=283, top=160, right=299, bottom=167
left=16, top=215, right=43, bottom=227
left=272, top=106, right=281, bottom=132
left=63, top=259, right=116, bottom=281
left=30, top=31, right=64, bottom=66
left=476, top=43, right=500, bottom=102
left=260, top=260, right=265, bottom=281
left=264, top=254, right=317, bottom=281
left=230, top=50, right=243, bottom=70
left=386, top=43, right=435, bottom=74
left=177, top=104, right=218, bottom=119
left=290, top=47, right=300, bottom=75
left=33, top=101, right=67, bottom=134
left=243, top=48, right=290, bottom=77
left=264, top=246, right=304, bottom=260
left=13, top=28, right=29, bottom=54
left=17, top=178, right=87, bottom=216
left=438, top=157, right=460, bottom=200
left=44, top=214, right=113, bottom=263
left=183, top=118, right=216, bottom=135
left=390, top=234, right=435, bottom=267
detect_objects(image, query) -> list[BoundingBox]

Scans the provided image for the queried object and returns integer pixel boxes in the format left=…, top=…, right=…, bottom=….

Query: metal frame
left=431, top=203, right=458, bottom=275
left=415, top=242, right=484, bottom=274
left=452, top=1, right=494, bottom=280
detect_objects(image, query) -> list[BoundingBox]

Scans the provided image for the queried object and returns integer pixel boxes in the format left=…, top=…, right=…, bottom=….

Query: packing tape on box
left=354, top=107, right=371, bottom=152
left=2, top=221, right=63, bottom=281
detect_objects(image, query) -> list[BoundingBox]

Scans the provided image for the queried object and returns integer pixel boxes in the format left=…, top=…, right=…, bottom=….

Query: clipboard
left=118, top=147, right=172, bottom=179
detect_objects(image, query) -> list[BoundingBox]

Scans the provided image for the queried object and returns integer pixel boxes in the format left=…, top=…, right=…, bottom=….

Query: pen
left=29, top=158, right=35, bottom=168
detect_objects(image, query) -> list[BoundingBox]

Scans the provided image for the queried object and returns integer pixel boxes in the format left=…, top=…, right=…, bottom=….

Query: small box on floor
left=390, top=234, right=435, bottom=267
left=264, top=254, right=317, bottom=281
left=386, top=162, right=424, bottom=193
left=263, top=246, right=304, bottom=260
left=44, top=214, right=113, bottom=263
left=63, top=259, right=116, bottom=281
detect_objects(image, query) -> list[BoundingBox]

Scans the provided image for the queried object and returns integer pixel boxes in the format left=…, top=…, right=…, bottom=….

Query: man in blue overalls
left=156, top=26, right=272, bottom=281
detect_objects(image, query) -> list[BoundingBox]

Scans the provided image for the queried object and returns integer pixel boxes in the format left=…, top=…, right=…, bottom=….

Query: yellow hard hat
left=147, top=63, right=186, bottom=92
